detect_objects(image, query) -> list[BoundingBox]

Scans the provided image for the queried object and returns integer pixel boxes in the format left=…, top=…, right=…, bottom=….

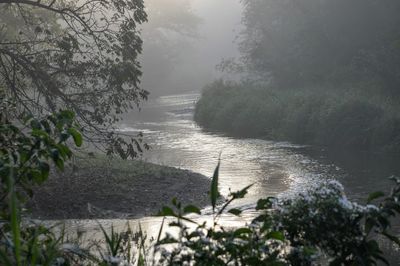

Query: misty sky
left=191, top=0, right=242, bottom=72
left=141, top=0, right=243, bottom=95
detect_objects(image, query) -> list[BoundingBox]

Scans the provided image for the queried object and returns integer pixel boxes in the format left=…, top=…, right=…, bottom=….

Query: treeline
left=196, top=0, right=400, bottom=151
left=239, top=0, right=400, bottom=91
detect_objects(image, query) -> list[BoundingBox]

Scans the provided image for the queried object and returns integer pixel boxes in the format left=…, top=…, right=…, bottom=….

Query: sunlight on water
left=53, top=93, right=399, bottom=262
left=62, top=93, right=342, bottom=234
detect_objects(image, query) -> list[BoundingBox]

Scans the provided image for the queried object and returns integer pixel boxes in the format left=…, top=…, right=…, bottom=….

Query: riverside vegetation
left=2, top=0, right=400, bottom=264
left=1, top=108, right=400, bottom=265
left=194, top=0, right=400, bottom=152
left=194, top=80, right=400, bottom=152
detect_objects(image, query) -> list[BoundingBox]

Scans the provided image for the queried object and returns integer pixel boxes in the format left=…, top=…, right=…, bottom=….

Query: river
left=64, top=92, right=400, bottom=263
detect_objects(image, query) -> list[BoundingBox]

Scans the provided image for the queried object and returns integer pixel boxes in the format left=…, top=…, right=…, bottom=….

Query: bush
left=156, top=163, right=400, bottom=265
left=194, top=80, right=400, bottom=152
left=1, top=108, right=399, bottom=265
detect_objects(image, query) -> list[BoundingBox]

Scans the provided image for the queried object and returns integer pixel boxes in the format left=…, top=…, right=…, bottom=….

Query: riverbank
left=27, top=155, right=211, bottom=219
left=194, top=80, right=400, bottom=153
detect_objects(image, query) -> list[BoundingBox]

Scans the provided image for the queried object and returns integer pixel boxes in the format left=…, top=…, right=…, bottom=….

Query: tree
left=0, top=0, right=147, bottom=158
left=239, top=0, right=400, bottom=90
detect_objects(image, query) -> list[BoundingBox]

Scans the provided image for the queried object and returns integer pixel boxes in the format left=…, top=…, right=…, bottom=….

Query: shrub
left=156, top=163, right=400, bottom=265
left=194, top=80, right=400, bottom=151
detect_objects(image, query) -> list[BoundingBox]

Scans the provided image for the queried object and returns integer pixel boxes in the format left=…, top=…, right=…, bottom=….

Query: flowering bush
left=156, top=163, right=400, bottom=265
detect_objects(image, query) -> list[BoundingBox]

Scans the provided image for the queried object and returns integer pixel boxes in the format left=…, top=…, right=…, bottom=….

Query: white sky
left=175, top=0, right=243, bottom=90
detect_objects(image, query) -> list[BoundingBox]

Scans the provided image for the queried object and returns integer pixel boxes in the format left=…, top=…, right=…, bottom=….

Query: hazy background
left=140, top=0, right=243, bottom=96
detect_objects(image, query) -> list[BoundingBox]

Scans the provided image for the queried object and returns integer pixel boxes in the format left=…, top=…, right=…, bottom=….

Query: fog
left=1, top=0, right=400, bottom=263
left=140, top=0, right=243, bottom=95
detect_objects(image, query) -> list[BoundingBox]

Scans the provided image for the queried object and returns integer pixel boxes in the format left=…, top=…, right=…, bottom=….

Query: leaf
left=183, top=205, right=201, bottom=215
left=68, top=128, right=82, bottom=147
left=233, top=228, right=252, bottom=236
left=30, top=170, right=45, bottom=184
left=59, top=110, right=75, bottom=121
left=54, top=158, right=64, bottom=171
left=256, top=197, right=275, bottom=210
left=211, top=160, right=220, bottom=212
left=157, top=206, right=175, bottom=217
left=267, top=231, right=284, bottom=241
left=31, top=129, right=49, bottom=139
left=7, top=168, right=21, bottom=266
left=228, top=208, right=242, bottom=216
left=138, top=254, right=145, bottom=266
left=39, top=162, right=50, bottom=180
left=56, top=144, right=72, bottom=159
left=231, top=183, right=254, bottom=199
left=367, top=191, right=385, bottom=203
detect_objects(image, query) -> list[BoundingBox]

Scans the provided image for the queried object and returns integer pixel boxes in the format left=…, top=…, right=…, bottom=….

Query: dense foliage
left=0, top=0, right=148, bottom=158
left=203, top=0, right=400, bottom=150
left=194, top=80, right=400, bottom=151
left=238, top=0, right=400, bottom=91
left=156, top=162, right=400, bottom=265
left=0, top=106, right=83, bottom=264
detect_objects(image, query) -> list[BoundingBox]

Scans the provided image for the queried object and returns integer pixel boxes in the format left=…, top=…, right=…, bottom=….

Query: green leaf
left=31, top=129, right=49, bottom=141
left=68, top=127, right=82, bottom=147
left=54, top=158, right=64, bottom=171
left=228, top=208, right=242, bottom=216
left=211, top=160, right=220, bottom=212
left=7, top=168, right=21, bottom=266
left=367, top=191, right=385, bottom=203
left=30, top=170, right=45, bottom=184
left=233, top=228, right=252, bottom=236
left=59, top=110, right=75, bottom=121
left=231, top=183, right=253, bottom=199
left=157, top=206, right=175, bottom=217
left=267, top=231, right=284, bottom=241
left=56, top=144, right=72, bottom=159
left=39, top=162, right=50, bottom=180
left=183, top=205, right=201, bottom=215
left=138, top=254, right=145, bottom=266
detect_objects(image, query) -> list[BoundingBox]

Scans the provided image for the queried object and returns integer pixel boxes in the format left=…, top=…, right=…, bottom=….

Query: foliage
left=273, top=179, right=400, bottom=265
left=0, top=109, right=399, bottom=265
left=0, top=107, right=153, bottom=265
left=156, top=163, right=400, bottom=265
left=237, top=0, right=400, bottom=91
left=0, top=108, right=82, bottom=218
left=194, top=80, right=400, bottom=152
left=0, top=105, right=84, bottom=265
left=0, top=0, right=148, bottom=158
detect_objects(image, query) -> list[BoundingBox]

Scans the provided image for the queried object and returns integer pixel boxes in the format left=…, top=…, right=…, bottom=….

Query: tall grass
left=194, top=80, right=400, bottom=152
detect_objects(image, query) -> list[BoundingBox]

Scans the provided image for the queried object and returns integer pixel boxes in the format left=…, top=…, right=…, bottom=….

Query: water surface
left=69, top=93, right=400, bottom=263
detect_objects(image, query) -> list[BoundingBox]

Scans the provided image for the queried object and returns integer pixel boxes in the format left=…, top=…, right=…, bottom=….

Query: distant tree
left=239, top=0, right=400, bottom=90
left=0, top=0, right=147, bottom=158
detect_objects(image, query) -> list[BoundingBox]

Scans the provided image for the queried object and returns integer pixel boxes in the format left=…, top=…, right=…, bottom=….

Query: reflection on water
left=120, top=93, right=341, bottom=206
left=64, top=93, right=399, bottom=263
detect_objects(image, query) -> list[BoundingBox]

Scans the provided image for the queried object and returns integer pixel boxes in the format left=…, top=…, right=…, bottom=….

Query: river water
left=66, top=92, right=400, bottom=263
